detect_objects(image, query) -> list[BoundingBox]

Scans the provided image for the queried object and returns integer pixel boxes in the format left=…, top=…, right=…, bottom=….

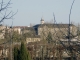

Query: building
left=0, top=25, right=9, bottom=39
left=33, top=18, right=78, bottom=40
left=13, top=26, right=22, bottom=34
left=26, top=35, right=40, bottom=44
left=0, top=45, right=9, bottom=60
left=21, top=27, right=40, bottom=43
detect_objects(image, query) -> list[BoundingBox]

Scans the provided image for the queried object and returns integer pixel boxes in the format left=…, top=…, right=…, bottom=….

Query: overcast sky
left=2, top=0, right=80, bottom=26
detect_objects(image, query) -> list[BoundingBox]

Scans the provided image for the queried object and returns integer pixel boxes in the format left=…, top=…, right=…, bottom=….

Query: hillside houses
left=10, top=18, right=77, bottom=45
left=0, top=18, right=78, bottom=43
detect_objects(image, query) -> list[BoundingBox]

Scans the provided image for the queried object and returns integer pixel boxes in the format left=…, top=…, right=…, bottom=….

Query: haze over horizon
left=2, top=0, right=80, bottom=26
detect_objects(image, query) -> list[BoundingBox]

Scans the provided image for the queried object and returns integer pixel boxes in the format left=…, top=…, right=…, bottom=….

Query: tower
left=41, top=18, right=44, bottom=24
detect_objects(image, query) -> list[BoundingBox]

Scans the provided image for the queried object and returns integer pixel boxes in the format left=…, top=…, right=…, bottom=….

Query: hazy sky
left=2, top=0, right=80, bottom=26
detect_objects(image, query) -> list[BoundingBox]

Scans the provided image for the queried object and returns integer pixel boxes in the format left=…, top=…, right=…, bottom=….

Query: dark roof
left=33, top=24, right=75, bottom=28
left=13, top=26, right=28, bottom=28
left=25, top=27, right=35, bottom=30
left=33, top=24, right=40, bottom=28
left=22, top=27, right=35, bottom=31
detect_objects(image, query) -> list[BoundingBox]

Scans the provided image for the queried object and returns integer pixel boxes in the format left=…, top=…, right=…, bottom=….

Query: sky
left=2, top=0, right=80, bottom=26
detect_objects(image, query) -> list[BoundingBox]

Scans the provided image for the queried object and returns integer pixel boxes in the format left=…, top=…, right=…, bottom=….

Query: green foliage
left=5, top=30, right=22, bottom=42
left=20, top=42, right=28, bottom=60
left=4, top=29, right=11, bottom=41
left=12, top=31, right=21, bottom=42
left=46, top=32, right=53, bottom=43
left=14, top=42, right=31, bottom=60
left=14, top=47, right=18, bottom=60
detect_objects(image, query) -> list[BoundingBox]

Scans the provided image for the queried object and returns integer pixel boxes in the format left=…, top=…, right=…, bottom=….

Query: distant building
left=26, top=35, right=40, bottom=44
left=12, top=26, right=21, bottom=34
left=0, top=45, right=9, bottom=60
left=12, top=26, right=28, bottom=34
left=22, top=27, right=35, bottom=34
left=21, top=27, right=40, bottom=43
left=0, top=25, right=9, bottom=39
left=33, top=19, right=78, bottom=40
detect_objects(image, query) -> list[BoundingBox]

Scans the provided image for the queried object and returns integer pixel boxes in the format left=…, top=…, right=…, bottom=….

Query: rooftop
left=33, top=24, right=75, bottom=28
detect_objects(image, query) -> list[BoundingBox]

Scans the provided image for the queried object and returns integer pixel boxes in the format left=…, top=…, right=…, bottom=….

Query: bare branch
left=0, top=0, right=17, bottom=23
left=0, top=10, right=17, bottom=23
left=0, top=0, right=11, bottom=12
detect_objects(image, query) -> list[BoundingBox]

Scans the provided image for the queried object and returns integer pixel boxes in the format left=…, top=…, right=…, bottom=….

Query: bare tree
left=0, top=0, right=17, bottom=23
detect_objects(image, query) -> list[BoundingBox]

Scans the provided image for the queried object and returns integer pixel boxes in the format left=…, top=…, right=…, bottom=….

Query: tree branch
left=0, top=0, right=17, bottom=23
